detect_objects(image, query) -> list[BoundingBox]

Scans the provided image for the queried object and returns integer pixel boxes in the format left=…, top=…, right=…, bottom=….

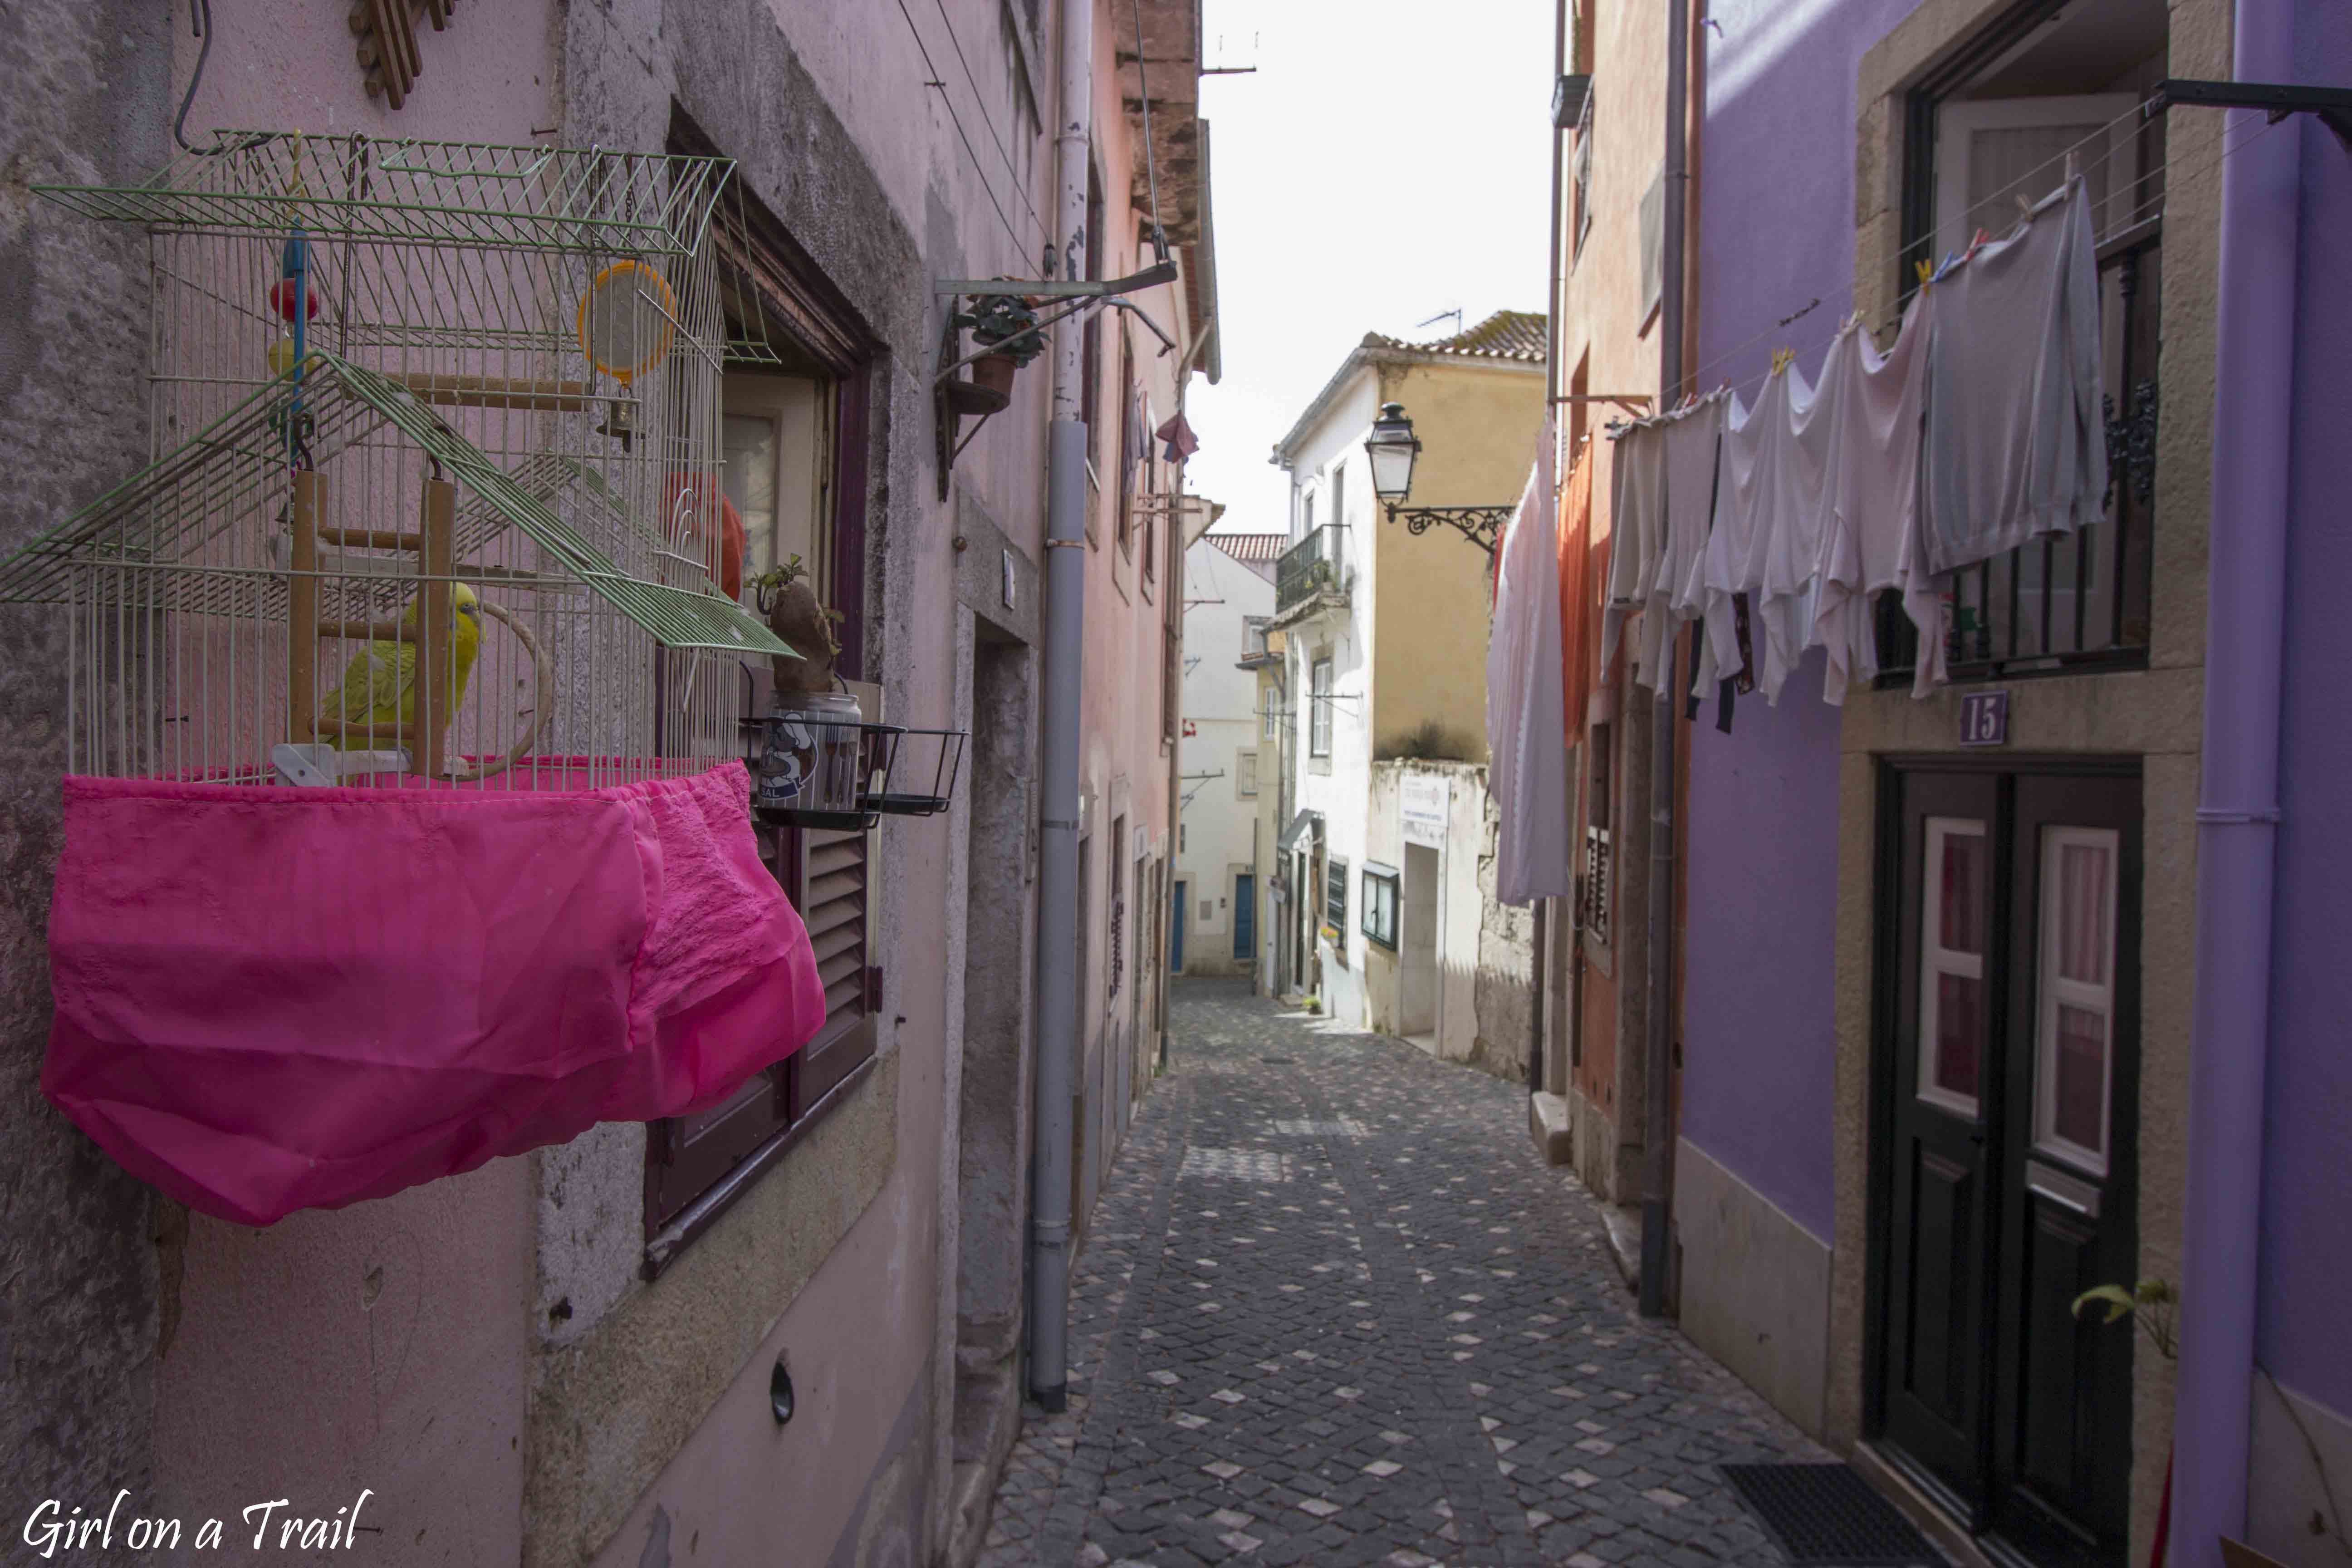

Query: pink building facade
left=0, top=2, right=1213, bottom=1563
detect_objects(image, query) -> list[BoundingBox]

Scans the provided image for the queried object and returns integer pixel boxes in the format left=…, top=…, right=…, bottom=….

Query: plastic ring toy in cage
left=575, top=259, right=678, bottom=389
left=446, top=595, right=558, bottom=784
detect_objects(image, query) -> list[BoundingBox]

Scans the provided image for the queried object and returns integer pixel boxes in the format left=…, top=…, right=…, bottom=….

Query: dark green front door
left=1874, top=762, right=2140, bottom=1568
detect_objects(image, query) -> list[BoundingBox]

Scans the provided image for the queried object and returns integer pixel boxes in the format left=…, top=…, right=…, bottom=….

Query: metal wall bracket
left=1380, top=500, right=1517, bottom=557
left=2149, top=78, right=2352, bottom=152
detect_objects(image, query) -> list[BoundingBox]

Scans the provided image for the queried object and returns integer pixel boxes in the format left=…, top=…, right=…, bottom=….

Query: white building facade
left=1174, top=533, right=1279, bottom=976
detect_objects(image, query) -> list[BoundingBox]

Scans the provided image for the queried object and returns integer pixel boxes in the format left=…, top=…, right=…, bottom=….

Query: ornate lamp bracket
left=1380, top=501, right=1516, bottom=558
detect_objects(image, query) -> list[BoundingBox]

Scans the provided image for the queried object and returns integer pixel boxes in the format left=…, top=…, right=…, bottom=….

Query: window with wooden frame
left=1361, top=862, right=1399, bottom=950
left=642, top=141, right=879, bottom=1273
left=1324, top=856, right=1349, bottom=963
left=1581, top=719, right=1613, bottom=946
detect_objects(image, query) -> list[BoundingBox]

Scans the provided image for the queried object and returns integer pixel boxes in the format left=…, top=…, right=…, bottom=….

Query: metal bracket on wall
left=1379, top=501, right=1518, bottom=558
left=2148, top=78, right=2352, bottom=152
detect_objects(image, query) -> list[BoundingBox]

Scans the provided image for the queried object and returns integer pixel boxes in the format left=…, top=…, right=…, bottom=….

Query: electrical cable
left=931, top=0, right=1049, bottom=243
left=173, top=0, right=270, bottom=157
left=893, top=0, right=1029, bottom=257
left=1131, top=0, right=1170, bottom=263
left=1677, top=103, right=2288, bottom=413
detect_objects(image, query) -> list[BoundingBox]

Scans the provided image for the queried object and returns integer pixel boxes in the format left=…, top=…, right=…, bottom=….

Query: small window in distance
left=1310, top=658, right=1333, bottom=758
left=1325, top=855, right=1349, bottom=931
left=1362, top=863, right=1400, bottom=950
left=1237, top=750, right=1259, bottom=798
left=1301, top=488, right=1316, bottom=539
left=1179, top=822, right=1186, bottom=852
left=1263, top=696, right=1280, bottom=741
left=1330, top=461, right=1347, bottom=529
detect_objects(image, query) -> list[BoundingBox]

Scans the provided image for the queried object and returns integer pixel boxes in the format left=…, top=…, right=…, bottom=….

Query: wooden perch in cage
left=396, top=372, right=590, bottom=412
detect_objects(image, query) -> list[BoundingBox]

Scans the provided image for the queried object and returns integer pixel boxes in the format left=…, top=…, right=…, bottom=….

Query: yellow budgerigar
left=317, top=582, right=482, bottom=747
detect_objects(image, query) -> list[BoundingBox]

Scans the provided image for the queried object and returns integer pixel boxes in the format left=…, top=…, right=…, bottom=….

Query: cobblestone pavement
left=978, top=976, right=1832, bottom=1568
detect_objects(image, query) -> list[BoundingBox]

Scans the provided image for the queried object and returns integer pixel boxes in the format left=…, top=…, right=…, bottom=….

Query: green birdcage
left=0, top=132, right=794, bottom=788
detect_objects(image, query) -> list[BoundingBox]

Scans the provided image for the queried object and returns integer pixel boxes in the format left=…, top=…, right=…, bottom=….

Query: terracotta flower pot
left=970, top=350, right=1020, bottom=405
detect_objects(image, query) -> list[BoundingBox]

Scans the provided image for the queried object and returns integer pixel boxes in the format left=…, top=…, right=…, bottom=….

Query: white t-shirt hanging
left=1705, top=365, right=1824, bottom=705
left=1922, top=176, right=2106, bottom=578
left=1812, top=295, right=1942, bottom=703
left=1630, top=394, right=1726, bottom=691
left=1599, top=421, right=1665, bottom=684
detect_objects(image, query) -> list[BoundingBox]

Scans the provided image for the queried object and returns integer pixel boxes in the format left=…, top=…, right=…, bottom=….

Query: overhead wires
left=893, top=0, right=1040, bottom=259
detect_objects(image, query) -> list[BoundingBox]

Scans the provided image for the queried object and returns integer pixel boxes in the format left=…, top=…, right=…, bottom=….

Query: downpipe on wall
left=1028, top=0, right=1093, bottom=1415
left=1637, top=0, right=1690, bottom=1321
left=2171, top=0, right=2300, bottom=1553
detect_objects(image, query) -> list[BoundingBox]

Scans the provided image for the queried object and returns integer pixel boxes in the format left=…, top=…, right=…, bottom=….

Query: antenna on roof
left=1414, top=308, right=1465, bottom=337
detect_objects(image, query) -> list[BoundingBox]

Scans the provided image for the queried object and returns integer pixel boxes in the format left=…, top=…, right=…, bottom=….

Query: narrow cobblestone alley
left=980, top=978, right=1837, bottom=1568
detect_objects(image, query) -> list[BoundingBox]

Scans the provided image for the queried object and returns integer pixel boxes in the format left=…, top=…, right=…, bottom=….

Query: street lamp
left=1365, top=402, right=1421, bottom=504
left=1362, top=401, right=1518, bottom=557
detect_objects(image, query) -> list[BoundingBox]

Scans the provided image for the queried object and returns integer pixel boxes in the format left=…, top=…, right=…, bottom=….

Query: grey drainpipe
left=1028, top=0, right=1092, bottom=1415
left=1637, top=0, right=1689, bottom=1320
left=1529, top=0, right=1568, bottom=1106
left=2172, top=0, right=2301, bottom=1551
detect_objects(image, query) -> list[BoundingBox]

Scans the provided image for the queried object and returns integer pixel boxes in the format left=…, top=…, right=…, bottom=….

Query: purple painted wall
left=2255, top=1, right=2352, bottom=1421
left=1678, top=0, right=1920, bottom=1244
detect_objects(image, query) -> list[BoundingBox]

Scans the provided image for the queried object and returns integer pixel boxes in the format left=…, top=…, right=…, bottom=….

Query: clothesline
left=1676, top=94, right=2288, bottom=411
left=1595, top=176, right=2109, bottom=715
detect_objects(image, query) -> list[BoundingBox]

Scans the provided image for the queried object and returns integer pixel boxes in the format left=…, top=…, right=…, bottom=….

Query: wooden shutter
left=787, top=676, right=882, bottom=1116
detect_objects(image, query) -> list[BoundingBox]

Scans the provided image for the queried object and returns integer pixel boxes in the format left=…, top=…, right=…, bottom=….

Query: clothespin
left=2015, top=192, right=2034, bottom=221
left=1915, top=256, right=1936, bottom=291
left=1770, top=347, right=1794, bottom=377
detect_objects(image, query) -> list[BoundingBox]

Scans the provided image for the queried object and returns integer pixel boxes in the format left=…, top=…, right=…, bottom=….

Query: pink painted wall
left=152, top=1165, right=532, bottom=1558
left=146, top=9, right=558, bottom=1556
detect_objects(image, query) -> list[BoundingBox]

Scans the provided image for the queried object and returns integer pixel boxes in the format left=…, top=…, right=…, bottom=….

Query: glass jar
left=759, top=689, right=864, bottom=814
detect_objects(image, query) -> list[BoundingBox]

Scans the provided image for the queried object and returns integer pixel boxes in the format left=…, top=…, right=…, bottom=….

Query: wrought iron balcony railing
left=1275, top=524, right=1350, bottom=616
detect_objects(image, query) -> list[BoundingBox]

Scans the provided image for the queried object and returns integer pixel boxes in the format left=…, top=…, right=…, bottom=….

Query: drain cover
left=1720, top=1464, right=1939, bottom=1567
left=1260, top=1056, right=1293, bottom=1064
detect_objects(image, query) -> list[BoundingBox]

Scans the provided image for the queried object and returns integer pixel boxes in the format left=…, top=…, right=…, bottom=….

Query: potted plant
left=954, top=295, right=1046, bottom=411
left=753, top=555, right=841, bottom=697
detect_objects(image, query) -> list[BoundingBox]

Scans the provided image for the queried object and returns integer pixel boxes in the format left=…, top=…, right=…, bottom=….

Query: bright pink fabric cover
left=44, top=760, right=825, bottom=1225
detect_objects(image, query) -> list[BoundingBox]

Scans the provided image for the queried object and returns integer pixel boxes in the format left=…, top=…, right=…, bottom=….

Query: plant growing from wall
left=2074, top=1279, right=2352, bottom=1560
left=1377, top=719, right=1473, bottom=762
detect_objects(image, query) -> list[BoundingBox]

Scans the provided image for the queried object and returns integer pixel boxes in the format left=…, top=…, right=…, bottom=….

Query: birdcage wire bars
left=5, top=132, right=792, bottom=791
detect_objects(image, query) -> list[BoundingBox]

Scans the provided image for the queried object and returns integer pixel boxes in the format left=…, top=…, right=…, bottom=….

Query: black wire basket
left=751, top=713, right=905, bottom=832
left=865, top=725, right=967, bottom=818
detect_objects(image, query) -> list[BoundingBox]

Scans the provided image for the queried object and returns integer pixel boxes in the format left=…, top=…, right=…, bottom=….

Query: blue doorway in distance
left=1233, top=874, right=1254, bottom=961
left=1170, top=881, right=1186, bottom=972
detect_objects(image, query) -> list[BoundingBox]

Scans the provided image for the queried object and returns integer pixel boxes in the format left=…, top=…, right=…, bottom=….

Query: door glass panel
left=2036, top=828, right=2118, bottom=1171
left=1919, top=818, right=1988, bottom=1115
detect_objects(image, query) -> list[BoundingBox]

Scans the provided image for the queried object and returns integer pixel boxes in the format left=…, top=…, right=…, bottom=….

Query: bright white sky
left=1184, top=1, right=1555, bottom=534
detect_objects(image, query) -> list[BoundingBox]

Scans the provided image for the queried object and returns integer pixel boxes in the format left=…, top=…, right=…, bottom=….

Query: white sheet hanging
left=1922, top=176, right=2107, bottom=577
left=1487, top=416, right=1570, bottom=906
left=1813, top=296, right=1943, bottom=702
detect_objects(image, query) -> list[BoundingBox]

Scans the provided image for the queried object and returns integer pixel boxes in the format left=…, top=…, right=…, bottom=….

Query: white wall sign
left=1401, top=774, right=1450, bottom=847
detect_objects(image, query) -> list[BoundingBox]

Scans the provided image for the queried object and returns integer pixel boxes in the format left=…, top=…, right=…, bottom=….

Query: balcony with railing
left=1877, top=221, right=2159, bottom=683
left=1274, top=525, right=1351, bottom=619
